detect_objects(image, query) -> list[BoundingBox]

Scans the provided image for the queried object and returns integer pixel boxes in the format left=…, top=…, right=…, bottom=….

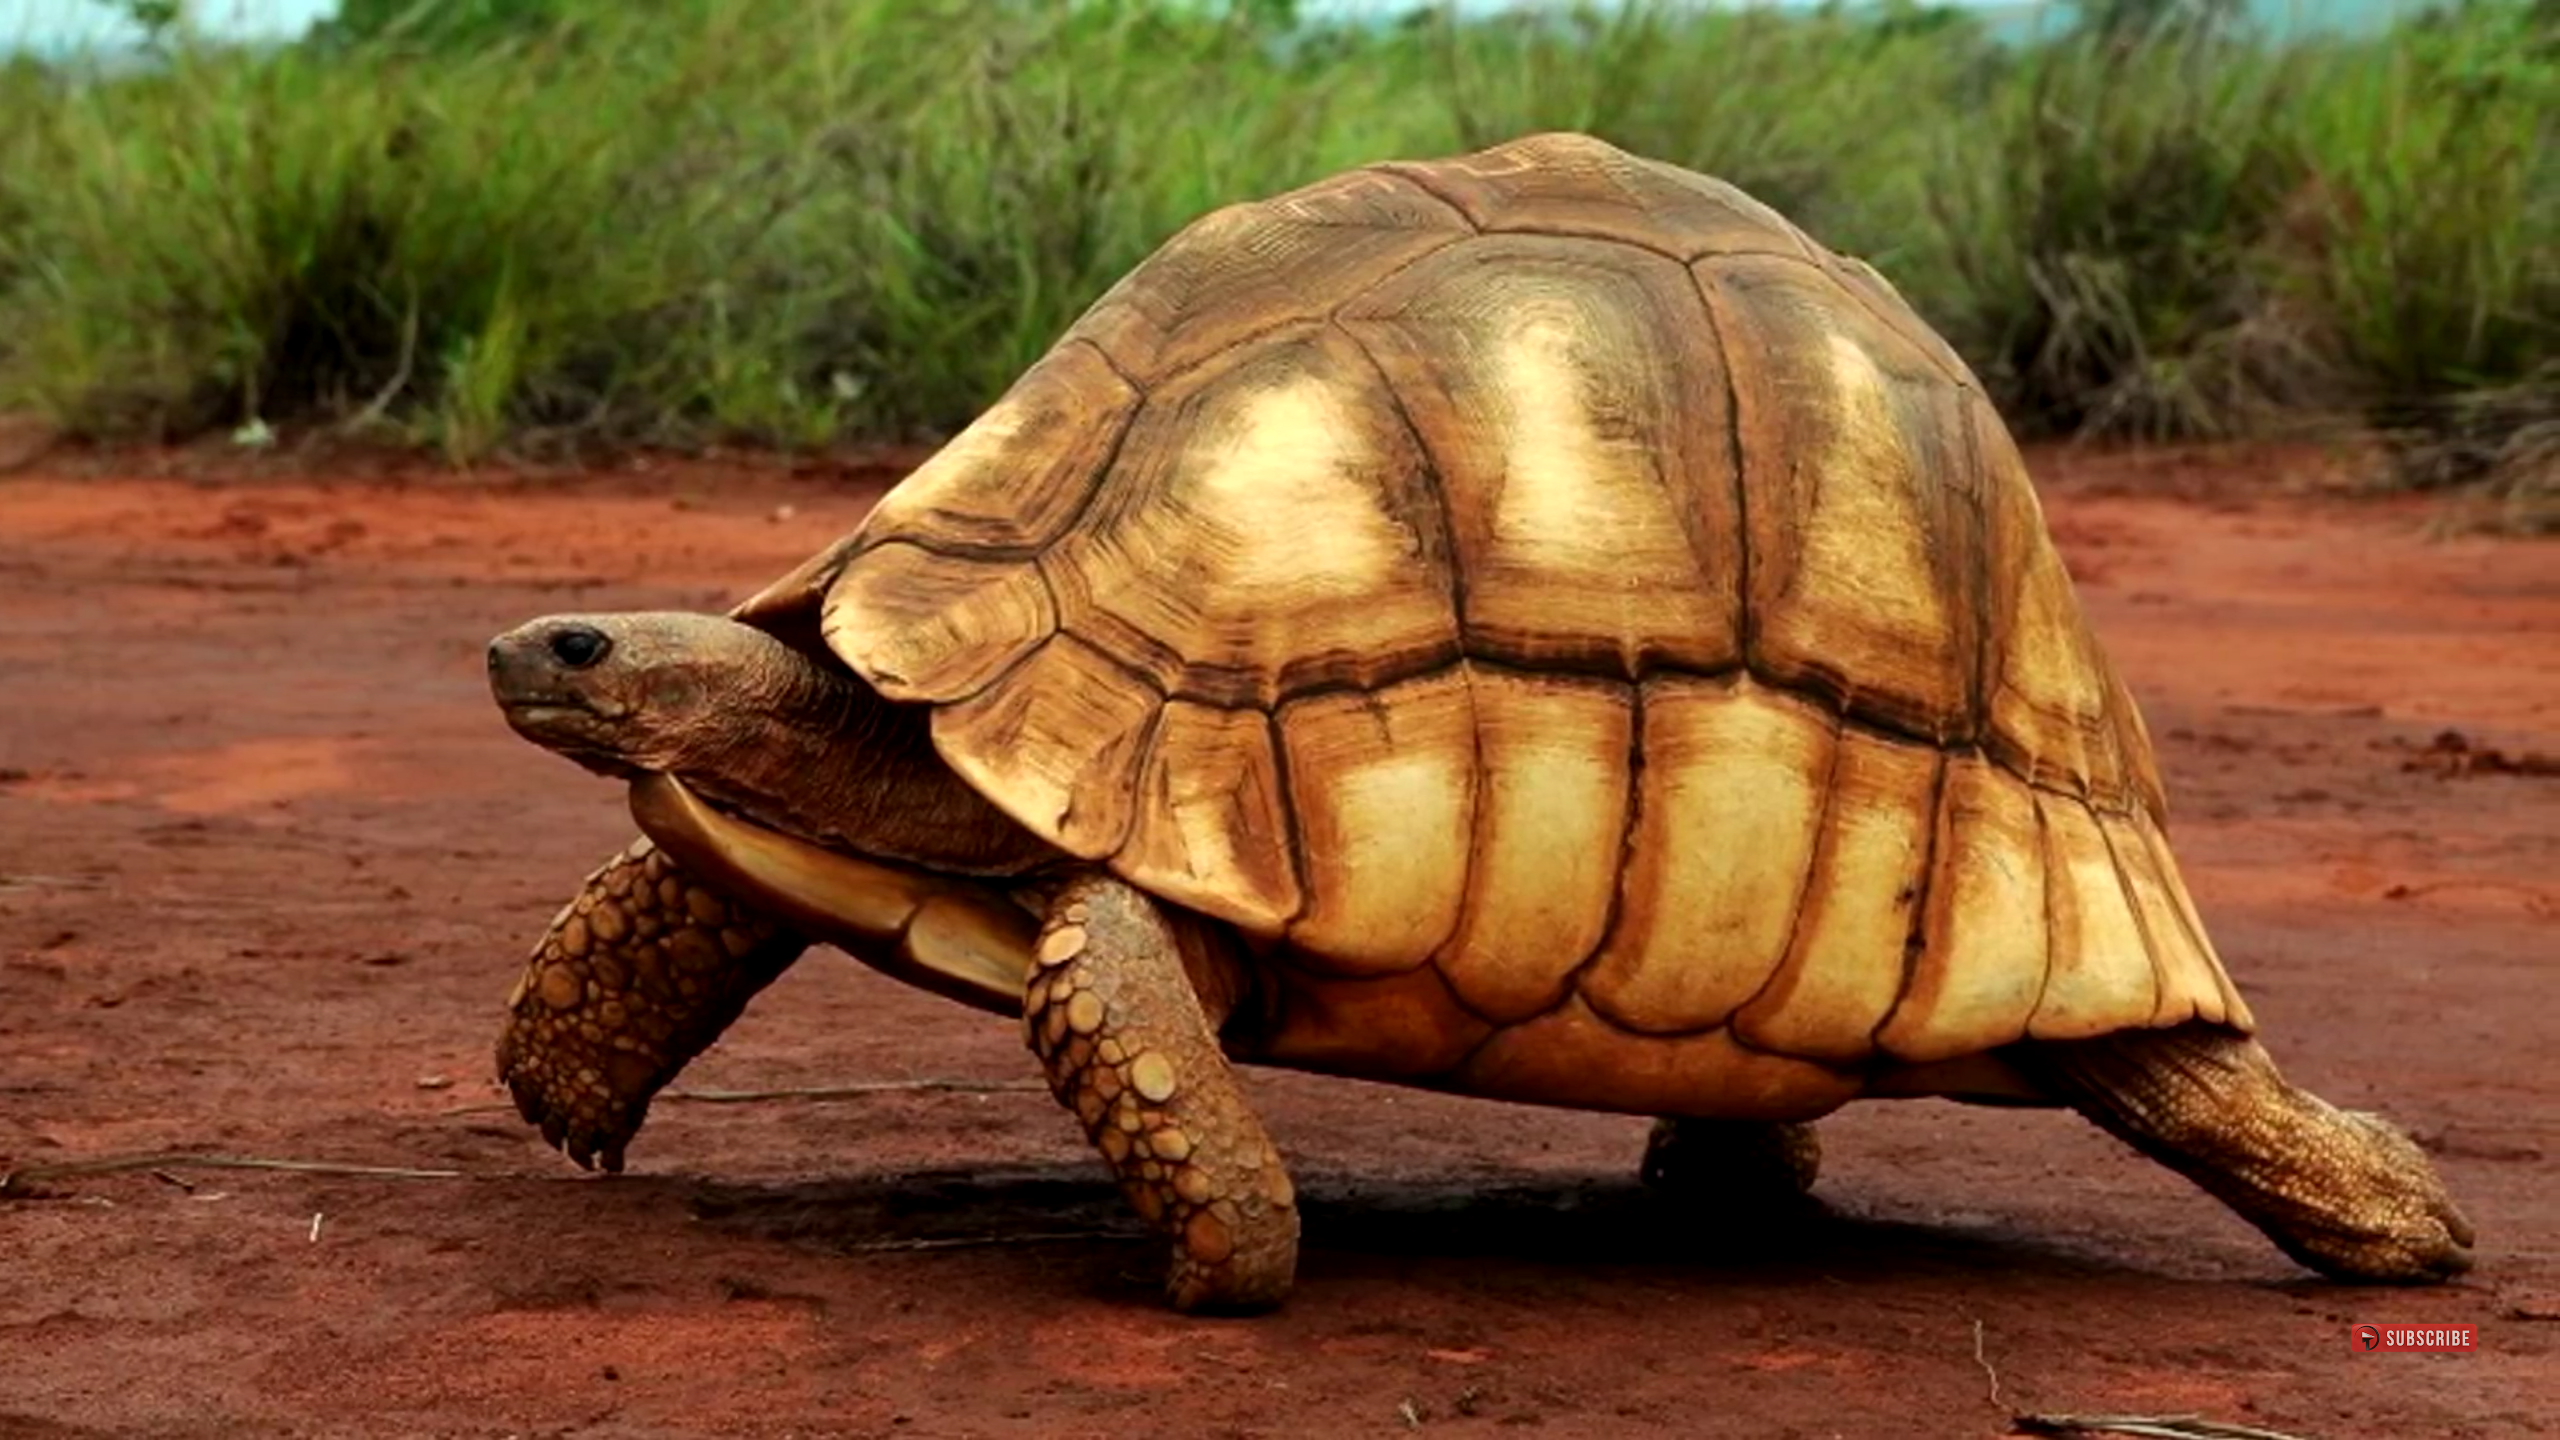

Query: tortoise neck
left=679, top=654, right=1059, bottom=879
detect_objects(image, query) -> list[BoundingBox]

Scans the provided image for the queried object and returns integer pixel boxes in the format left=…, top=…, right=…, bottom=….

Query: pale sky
left=3, top=0, right=338, bottom=52
left=0, top=0, right=2397, bottom=55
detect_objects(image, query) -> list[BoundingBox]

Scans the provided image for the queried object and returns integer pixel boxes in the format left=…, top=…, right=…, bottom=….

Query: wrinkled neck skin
left=680, top=657, right=1058, bottom=880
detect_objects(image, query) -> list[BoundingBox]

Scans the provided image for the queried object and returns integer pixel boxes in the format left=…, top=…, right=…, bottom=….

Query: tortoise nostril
left=548, top=626, right=611, bottom=670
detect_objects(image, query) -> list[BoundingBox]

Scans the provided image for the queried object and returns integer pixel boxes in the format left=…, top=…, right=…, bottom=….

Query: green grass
left=0, top=0, right=2550, bottom=465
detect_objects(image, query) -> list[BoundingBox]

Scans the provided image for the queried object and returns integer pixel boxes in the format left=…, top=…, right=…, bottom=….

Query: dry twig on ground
left=2012, top=1416, right=2315, bottom=1440
left=440, top=1076, right=1044, bottom=1117
left=662, top=1079, right=1046, bottom=1103
left=841, top=1229, right=1139, bottom=1254
left=1973, top=1318, right=2011, bottom=1413
left=1, top=1153, right=466, bottom=1197
left=1976, top=1316, right=2315, bottom=1440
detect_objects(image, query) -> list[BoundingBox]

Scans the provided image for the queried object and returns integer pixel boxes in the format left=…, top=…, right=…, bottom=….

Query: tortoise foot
left=2015, top=1028, right=2475, bottom=1284
left=2269, top=1107, right=2474, bottom=1283
left=1025, top=871, right=1299, bottom=1314
left=496, top=837, right=808, bottom=1172
left=1640, top=1117, right=1823, bottom=1216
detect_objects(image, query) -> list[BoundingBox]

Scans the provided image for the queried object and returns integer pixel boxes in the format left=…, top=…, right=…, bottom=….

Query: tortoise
left=481, top=132, right=2473, bottom=1313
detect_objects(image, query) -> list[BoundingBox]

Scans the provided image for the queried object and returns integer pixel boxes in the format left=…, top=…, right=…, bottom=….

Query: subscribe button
left=2350, top=1324, right=2477, bottom=1353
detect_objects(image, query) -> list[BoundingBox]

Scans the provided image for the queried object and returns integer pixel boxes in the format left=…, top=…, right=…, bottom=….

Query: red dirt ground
left=1, top=443, right=2553, bottom=1439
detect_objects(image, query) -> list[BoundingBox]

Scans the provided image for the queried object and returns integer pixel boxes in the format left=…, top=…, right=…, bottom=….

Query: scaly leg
left=1640, top=1118, right=1823, bottom=1213
left=497, top=836, right=809, bottom=1171
left=2009, top=1026, right=2475, bottom=1282
left=1022, top=871, right=1298, bottom=1314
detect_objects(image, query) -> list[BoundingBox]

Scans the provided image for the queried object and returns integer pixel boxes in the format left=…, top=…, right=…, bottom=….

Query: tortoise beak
left=486, top=619, right=642, bottom=771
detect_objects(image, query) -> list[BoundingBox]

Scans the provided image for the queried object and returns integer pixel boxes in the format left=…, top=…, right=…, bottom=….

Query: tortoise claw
left=505, top=1072, right=545, bottom=1128
left=496, top=1037, right=645, bottom=1173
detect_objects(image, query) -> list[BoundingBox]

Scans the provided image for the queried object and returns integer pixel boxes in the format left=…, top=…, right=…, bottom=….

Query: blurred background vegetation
left=0, top=0, right=2550, bottom=518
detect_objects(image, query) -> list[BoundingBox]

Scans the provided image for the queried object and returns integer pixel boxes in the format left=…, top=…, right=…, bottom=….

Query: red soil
left=1, top=443, right=2552, bottom=1438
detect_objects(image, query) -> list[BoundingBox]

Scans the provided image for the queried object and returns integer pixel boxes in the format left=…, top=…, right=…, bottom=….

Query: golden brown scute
left=780, top=132, right=2254, bottom=1091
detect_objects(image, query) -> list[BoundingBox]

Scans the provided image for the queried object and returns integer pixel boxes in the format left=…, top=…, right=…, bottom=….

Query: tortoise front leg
left=1023, top=871, right=1299, bottom=1314
left=1640, top=1117, right=1823, bottom=1214
left=497, top=836, right=809, bottom=1171
left=2009, top=1026, right=2475, bottom=1282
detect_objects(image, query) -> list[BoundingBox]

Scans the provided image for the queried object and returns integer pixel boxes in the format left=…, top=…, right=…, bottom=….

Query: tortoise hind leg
left=1640, top=1118, right=1823, bottom=1213
left=1024, top=871, right=1300, bottom=1314
left=497, top=836, right=809, bottom=1172
left=2007, top=1025, right=2474, bottom=1282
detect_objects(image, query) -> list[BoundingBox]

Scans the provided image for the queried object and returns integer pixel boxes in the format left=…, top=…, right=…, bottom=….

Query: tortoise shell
left=741, top=132, right=2251, bottom=1117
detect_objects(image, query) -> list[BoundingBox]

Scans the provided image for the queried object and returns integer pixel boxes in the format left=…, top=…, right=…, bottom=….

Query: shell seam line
left=927, top=625, right=1054, bottom=713
left=1325, top=233, right=1477, bottom=323
left=1327, top=317, right=1474, bottom=637
left=1119, top=317, right=1328, bottom=397
left=1063, top=641, right=2132, bottom=818
left=1959, top=401, right=2000, bottom=732
left=934, top=638, right=2133, bottom=841
left=855, top=337, right=1140, bottom=566
left=2091, top=805, right=2173, bottom=1029
left=2022, top=790, right=2063, bottom=1032
left=1086, top=695, right=1172, bottom=863
left=1685, top=259, right=1758, bottom=669
left=1441, top=216, right=1802, bottom=274
left=1869, top=749, right=1953, bottom=1058
left=1426, top=992, right=1530, bottom=1088
left=1258, top=708, right=1316, bottom=934
left=1325, top=316, right=1485, bottom=971
left=1074, top=335, right=1144, bottom=392
left=1712, top=706, right=1852, bottom=1042
left=2137, top=818, right=2224, bottom=1013
left=1536, top=670, right=1649, bottom=1037
left=1279, top=950, right=1513, bottom=1031
left=1362, top=165, right=1485, bottom=232
left=1692, top=247, right=1981, bottom=396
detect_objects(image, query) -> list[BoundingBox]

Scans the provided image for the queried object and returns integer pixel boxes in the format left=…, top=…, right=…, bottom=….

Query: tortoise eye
left=548, top=626, right=611, bottom=669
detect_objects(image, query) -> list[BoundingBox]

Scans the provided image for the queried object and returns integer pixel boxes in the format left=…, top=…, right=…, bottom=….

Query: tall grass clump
left=2369, top=362, right=2560, bottom=532
left=0, top=55, right=56, bottom=355
left=1924, top=24, right=2336, bottom=439
left=0, top=0, right=2549, bottom=468
left=2, top=36, right=647, bottom=450
left=0, top=0, right=1438, bottom=452
left=2297, top=0, right=2558, bottom=400
left=1407, top=0, right=1997, bottom=261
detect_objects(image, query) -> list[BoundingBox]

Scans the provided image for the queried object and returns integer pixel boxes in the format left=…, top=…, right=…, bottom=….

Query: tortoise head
left=486, top=608, right=1056, bottom=880
left=485, top=610, right=821, bottom=781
